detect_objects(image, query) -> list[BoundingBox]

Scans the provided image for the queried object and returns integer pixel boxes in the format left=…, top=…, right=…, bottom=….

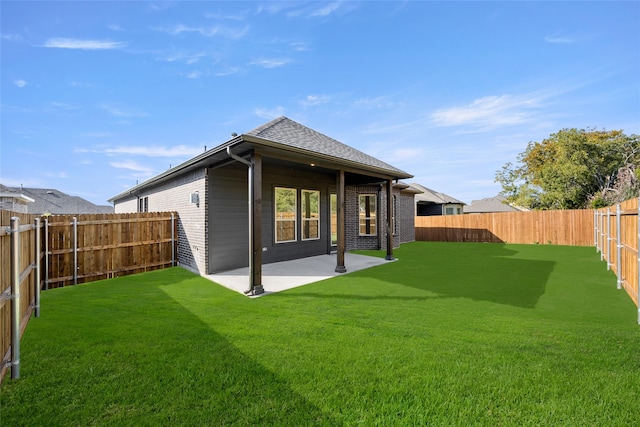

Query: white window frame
left=275, top=187, right=297, bottom=243
left=138, top=196, right=148, bottom=213
left=358, top=194, right=377, bottom=236
left=301, top=189, right=320, bottom=241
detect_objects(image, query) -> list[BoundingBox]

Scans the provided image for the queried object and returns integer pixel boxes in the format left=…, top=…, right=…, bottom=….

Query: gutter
left=226, top=146, right=260, bottom=295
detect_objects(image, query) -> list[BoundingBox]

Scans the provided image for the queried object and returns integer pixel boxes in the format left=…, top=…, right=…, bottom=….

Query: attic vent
left=46, top=191, right=54, bottom=194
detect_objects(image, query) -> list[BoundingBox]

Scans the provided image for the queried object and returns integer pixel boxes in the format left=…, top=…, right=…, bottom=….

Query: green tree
left=496, top=129, right=640, bottom=209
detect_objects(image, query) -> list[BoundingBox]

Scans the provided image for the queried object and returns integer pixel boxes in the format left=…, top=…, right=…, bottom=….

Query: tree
left=495, top=129, right=640, bottom=209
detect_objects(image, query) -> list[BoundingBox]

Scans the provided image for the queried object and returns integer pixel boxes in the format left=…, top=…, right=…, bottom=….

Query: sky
left=1, top=1, right=639, bottom=206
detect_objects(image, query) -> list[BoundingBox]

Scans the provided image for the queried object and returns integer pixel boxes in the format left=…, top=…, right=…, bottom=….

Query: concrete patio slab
left=206, top=253, right=392, bottom=297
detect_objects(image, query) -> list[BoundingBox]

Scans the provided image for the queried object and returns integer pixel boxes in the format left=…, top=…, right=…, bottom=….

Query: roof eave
left=241, top=134, right=413, bottom=180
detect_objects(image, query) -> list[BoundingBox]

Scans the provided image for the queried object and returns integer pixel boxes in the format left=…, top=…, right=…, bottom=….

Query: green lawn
left=1, top=242, right=639, bottom=426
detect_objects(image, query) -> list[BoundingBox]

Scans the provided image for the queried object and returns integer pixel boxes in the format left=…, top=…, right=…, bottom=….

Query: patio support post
left=385, top=179, right=394, bottom=261
left=335, top=170, right=346, bottom=273
left=251, top=152, right=264, bottom=294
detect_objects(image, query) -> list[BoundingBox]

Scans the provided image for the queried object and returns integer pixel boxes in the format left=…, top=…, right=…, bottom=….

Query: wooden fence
left=595, top=198, right=640, bottom=321
left=44, top=212, right=177, bottom=288
left=415, top=209, right=595, bottom=246
left=1, top=211, right=41, bottom=381
left=1, top=211, right=177, bottom=382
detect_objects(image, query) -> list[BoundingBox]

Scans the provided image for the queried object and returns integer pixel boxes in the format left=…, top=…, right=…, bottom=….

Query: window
left=275, top=187, right=297, bottom=243
left=359, top=194, right=377, bottom=236
left=138, top=196, right=148, bottom=213
left=302, top=190, right=320, bottom=240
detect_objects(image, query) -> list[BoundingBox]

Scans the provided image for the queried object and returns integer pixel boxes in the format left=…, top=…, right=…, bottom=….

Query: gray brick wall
left=114, top=168, right=208, bottom=274
left=398, top=190, right=416, bottom=244
left=345, top=184, right=415, bottom=251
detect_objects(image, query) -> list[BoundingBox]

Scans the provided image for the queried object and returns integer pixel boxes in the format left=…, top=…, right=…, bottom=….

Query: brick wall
left=345, top=184, right=415, bottom=251
left=113, top=168, right=208, bottom=274
left=398, top=190, right=416, bottom=244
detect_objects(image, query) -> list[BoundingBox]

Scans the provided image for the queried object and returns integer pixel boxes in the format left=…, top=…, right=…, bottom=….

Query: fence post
left=606, top=209, right=611, bottom=270
left=600, top=211, right=605, bottom=261
left=44, top=218, right=49, bottom=290
left=594, top=210, right=597, bottom=250
left=72, top=217, right=78, bottom=285
left=171, top=212, right=175, bottom=266
left=616, top=204, right=622, bottom=290
left=34, top=217, right=41, bottom=317
left=10, top=217, right=21, bottom=379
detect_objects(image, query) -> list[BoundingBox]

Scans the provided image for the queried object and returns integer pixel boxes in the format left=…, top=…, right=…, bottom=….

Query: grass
left=1, top=241, right=639, bottom=426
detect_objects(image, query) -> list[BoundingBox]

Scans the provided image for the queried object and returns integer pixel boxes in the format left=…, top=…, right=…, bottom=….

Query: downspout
left=226, top=146, right=255, bottom=295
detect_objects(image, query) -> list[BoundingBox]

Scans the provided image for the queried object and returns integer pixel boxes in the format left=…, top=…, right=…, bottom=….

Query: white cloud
left=2, top=33, right=23, bottom=41
left=215, top=66, right=241, bottom=77
left=14, top=79, right=27, bottom=88
left=157, top=23, right=249, bottom=39
left=100, top=104, right=148, bottom=118
left=310, top=2, right=342, bottom=17
left=108, top=24, right=124, bottom=32
left=43, top=38, right=127, bottom=50
left=544, top=35, right=576, bottom=44
left=250, top=58, right=291, bottom=68
left=354, top=96, right=401, bottom=110
left=164, top=51, right=206, bottom=64
left=290, top=41, right=311, bottom=51
left=255, top=106, right=286, bottom=119
left=300, top=94, right=330, bottom=107
left=44, top=171, right=69, bottom=178
left=185, top=71, right=203, bottom=79
left=430, top=94, right=542, bottom=131
left=110, top=160, right=155, bottom=174
left=78, top=144, right=202, bottom=157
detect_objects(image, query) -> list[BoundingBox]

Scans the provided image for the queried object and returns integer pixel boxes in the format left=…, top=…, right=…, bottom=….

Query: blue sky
left=2, top=1, right=639, bottom=206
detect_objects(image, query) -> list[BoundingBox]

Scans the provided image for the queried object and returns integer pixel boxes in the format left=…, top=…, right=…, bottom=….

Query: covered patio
left=206, top=252, right=393, bottom=297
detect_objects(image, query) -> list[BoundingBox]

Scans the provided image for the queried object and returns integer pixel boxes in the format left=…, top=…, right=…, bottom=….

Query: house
left=0, top=184, right=113, bottom=215
left=0, top=184, right=35, bottom=213
left=408, top=183, right=465, bottom=216
left=463, top=195, right=525, bottom=214
left=109, top=116, right=415, bottom=295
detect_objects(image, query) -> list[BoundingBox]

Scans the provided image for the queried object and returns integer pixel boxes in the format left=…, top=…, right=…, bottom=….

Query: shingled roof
left=110, top=116, right=412, bottom=202
left=245, top=117, right=411, bottom=178
left=409, top=183, right=465, bottom=205
left=2, top=185, right=113, bottom=214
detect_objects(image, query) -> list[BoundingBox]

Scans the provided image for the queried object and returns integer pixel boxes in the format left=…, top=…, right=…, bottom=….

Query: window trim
left=138, top=196, right=148, bottom=213
left=274, top=187, right=297, bottom=243
left=301, top=189, right=320, bottom=241
left=358, top=193, right=377, bottom=236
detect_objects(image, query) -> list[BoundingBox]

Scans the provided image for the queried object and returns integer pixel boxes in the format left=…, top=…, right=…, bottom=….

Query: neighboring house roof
left=109, top=116, right=413, bottom=202
left=0, top=184, right=35, bottom=204
left=408, top=183, right=465, bottom=205
left=463, top=195, right=524, bottom=213
left=1, top=184, right=113, bottom=214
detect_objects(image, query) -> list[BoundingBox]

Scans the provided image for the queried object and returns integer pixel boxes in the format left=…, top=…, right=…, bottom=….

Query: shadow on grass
left=1, top=268, right=336, bottom=426
left=378, top=243, right=554, bottom=308
left=293, top=243, right=555, bottom=309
